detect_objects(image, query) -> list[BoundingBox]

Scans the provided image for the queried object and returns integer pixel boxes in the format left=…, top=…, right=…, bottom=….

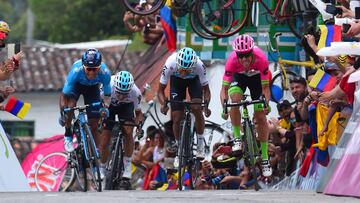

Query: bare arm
left=157, top=83, right=167, bottom=105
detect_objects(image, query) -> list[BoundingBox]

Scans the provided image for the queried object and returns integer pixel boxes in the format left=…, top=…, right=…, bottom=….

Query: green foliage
left=128, top=33, right=150, bottom=52
left=28, top=0, right=129, bottom=43
left=0, top=0, right=27, bottom=42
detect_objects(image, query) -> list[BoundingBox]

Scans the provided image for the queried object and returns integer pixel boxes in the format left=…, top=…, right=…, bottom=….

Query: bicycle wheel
left=84, top=124, right=102, bottom=192
left=178, top=120, right=189, bottom=191
left=203, top=123, right=229, bottom=156
left=270, top=70, right=298, bottom=105
left=189, top=2, right=218, bottom=40
left=196, top=0, right=249, bottom=38
left=281, top=0, right=319, bottom=39
left=244, top=120, right=260, bottom=191
left=106, top=134, right=123, bottom=190
left=123, top=0, right=165, bottom=16
left=72, top=148, right=88, bottom=192
left=34, top=152, right=75, bottom=192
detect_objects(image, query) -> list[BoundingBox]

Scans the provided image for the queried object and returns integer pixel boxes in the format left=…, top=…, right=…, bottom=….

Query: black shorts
left=229, top=71, right=263, bottom=101
left=104, top=103, right=135, bottom=130
left=170, top=75, right=202, bottom=112
left=66, top=83, right=101, bottom=119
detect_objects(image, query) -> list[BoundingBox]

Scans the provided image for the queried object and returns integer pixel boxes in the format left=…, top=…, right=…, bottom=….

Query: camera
left=326, top=5, right=343, bottom=15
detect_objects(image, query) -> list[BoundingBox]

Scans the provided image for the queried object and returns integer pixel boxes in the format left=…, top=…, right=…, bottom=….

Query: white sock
left=100, top=163, right=106, bottom=169
left=197, top=133, right=204, bottom=145
left=124, top=156, right=132, bottom=164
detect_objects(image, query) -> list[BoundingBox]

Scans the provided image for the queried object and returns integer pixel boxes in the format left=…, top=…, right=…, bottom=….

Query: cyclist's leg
left=60, top=83, right=80, bottom=152
left=228, top=73, right=245, bottom=141
left=99, top=104, right=116, bottom=165
left=83, top=84, right=102, bottom=146
left=188, top=76, right=206, bottom=158
left=248, top=72, right=272, bottom=176
left=170, top=76, right=186, bottom=141
left=118, top=103, right=135, bottom=180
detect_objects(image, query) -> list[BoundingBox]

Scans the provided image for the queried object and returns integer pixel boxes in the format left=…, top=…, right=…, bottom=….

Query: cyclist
left=98, top=71, right=143, bottom=190
left=158, top=47, right=211, bottom=159
left=59, top=48, right=111, bottom=153
left=220, top=34, right=272, bottom=177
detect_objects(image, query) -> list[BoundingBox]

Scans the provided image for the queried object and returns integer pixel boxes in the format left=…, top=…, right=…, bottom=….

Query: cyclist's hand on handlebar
left=204, top=108, right=211, bottom=117
left=99, top=107, right=109, bottom=118
left=160, top=105, right=169, bottom=115
left=221, top=109, right=229, bottom=120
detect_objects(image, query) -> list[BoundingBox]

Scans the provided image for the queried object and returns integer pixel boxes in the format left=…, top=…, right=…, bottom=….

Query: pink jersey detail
left=223, top=46, right=269, bottom=83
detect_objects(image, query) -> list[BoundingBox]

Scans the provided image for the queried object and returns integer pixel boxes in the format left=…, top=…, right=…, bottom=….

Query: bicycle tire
left=34, top=152, right=75, bottom=192
left=195, top=0, right=249, bottom=38
left=106, top=134, right=123, bottom=190
left=270, top=70, right=298, bottom=105
left=189, top=2, right=218, bottom=40
left=203, top=123, right=228, bottom=156
left=244, top=120, right=260, bottom=191
left=282, top=0, right=319, bottom=39
left=178, top=120, right=189, bottom=191
left=84, top=124, right=102, bottom=192
left=72, top=148, right=88, bottom=192
left=122, top=0, right=165, bottom=16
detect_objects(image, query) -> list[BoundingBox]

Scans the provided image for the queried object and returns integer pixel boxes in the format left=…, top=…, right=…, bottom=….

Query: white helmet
left=114, top=71, right=134, bottom=92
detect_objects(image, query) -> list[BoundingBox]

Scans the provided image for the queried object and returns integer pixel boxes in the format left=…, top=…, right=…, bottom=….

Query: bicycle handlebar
left=105, top=119, right=144, bottom=139
left=223, top=97, right=266, bottom=115
left=164, top=99, right=209, bottom=107
left=63, top=102, right=102, bottom=113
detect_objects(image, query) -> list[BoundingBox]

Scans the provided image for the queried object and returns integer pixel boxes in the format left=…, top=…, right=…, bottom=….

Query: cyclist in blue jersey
left=59, top=48, right=111, bottom=153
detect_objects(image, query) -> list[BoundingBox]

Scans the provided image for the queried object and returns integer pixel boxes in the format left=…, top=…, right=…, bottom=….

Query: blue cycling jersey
left=62, top=59, right=112, bottom=96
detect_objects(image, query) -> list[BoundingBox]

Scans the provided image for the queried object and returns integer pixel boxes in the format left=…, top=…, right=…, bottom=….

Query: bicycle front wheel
left=178, top=120, right=190, bottom=191
left=244, top=121, right=260, bottom=191
left=123, top=0, right=165, bottom=16
left=106, top=135, right=123, bottom=190
left=270, top=70, right=298, bottom=105
left=35, top=152, right=75, bottom=192
left=84, top=125, right=102, bottom=192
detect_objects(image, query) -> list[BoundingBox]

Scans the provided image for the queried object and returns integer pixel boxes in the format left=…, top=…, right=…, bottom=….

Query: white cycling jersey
left=159, top=52, right=208, bottom=86
left=108, top=75, right=142, bottom=110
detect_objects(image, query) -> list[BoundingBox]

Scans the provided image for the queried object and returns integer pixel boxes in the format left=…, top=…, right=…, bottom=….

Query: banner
left=0, top=123, right=30, bottom=191
left=21, top=134, right=65, bottom=191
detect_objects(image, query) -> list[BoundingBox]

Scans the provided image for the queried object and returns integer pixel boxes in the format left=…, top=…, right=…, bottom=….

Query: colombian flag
left=318, top=24, right=342, bottom=49
left=308, top=69, right=337, bottom=92
left=4, top=96, right=31, bottom=119
left=160, top=0, right=177, bottom=51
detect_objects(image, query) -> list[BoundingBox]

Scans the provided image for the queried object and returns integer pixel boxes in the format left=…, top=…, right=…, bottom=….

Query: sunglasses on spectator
left=84, top=66, right=100, bottom=72
left=177, top=68, right=193, bottom=74
left=236, top=51, right=253, bottom=59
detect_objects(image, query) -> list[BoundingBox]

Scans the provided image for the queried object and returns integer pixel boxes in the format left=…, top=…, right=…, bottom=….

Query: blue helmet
left=176, top=47, right=197, bottom=69
left=114, top=71, right=134, bottom=92
left=82, top=48, right=102, bottom=67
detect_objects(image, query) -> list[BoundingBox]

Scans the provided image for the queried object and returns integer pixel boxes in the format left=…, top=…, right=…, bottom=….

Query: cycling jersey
left=109, top=75, right=142, bottom=110
left=160, top=52, right=208, bottom=86
left=62, top=59, right=112, bottom=96
left=223, top=46, right=269, bottom=85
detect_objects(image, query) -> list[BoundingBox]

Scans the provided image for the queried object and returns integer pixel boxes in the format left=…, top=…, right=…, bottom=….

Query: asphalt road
left=0, top=190, right=358, bottom=203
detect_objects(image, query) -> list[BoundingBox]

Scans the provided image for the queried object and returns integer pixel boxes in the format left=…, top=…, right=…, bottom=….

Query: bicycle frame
left=254, top=0, right=289, bottom=21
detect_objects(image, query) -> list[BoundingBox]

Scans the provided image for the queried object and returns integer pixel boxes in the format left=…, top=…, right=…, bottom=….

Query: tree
left=28, top=0, right=129, bottom=43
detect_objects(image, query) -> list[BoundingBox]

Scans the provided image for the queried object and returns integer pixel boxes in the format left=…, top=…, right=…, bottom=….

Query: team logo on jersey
left=162, top=66, right=168, bottom=76
left=225, top=71, right=232, bottom=76
left=171, top=92, right=178, bottom=99
left=230, top=81, right=238, bottom=86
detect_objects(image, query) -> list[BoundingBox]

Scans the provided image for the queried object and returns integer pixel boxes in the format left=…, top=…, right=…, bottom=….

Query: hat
left=324, top=62, right=340, bottom=72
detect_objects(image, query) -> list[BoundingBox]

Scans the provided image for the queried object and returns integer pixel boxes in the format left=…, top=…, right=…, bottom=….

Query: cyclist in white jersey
left=158, top=47, right=211, bottom=159
left=99, top=71, right=143, bottom=190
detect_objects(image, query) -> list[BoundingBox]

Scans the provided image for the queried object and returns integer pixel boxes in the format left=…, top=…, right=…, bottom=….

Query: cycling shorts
left=66, top=83, right=101, bottom=119
left=228, top=71, right=264, bottom=112
left=104, top=102, right=135, bottom=131
left=170, top=75, right=202, bottom=112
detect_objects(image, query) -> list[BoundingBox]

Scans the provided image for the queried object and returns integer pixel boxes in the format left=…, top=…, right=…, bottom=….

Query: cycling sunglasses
left=84, top=66, right=100, bottom=72
left=115, top=90, right=129, bottom=95
left=236, top=51, right=253, bottom=59
left=177, top=68, right=193, bottom=74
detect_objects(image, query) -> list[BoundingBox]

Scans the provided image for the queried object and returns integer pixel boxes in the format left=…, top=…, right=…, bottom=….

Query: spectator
left=123, top=10, right=164, bottom=45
